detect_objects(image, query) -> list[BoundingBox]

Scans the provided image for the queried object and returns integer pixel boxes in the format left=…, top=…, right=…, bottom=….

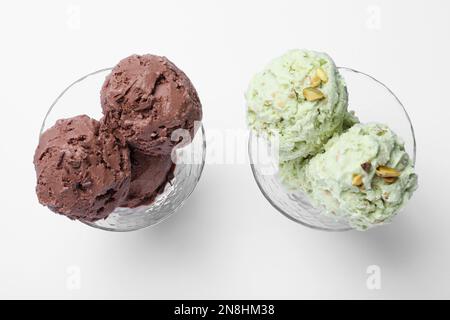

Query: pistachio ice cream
left=296, top=123, right=417, bottom=230
left=246, top=49, right=354, bottom=162
left=246, top=49, right=418, bottom=230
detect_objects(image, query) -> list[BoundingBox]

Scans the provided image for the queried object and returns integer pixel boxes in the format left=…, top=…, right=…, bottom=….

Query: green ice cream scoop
left=296, top=123, right=418, bottom=230
left=246, top=49, right=354, bottom=162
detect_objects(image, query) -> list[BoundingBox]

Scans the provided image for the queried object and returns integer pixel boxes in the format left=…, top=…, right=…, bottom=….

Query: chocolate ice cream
left=101, top=54, right=202, bottom=156
left=121, top=149, right=175, bottom=208
left=34, top=115, right=131, bottom=222
left=34, top=53, right=203, bottom=223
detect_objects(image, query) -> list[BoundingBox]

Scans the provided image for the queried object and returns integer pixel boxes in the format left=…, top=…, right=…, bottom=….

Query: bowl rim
left=248, top=67, right=416, bottom=231
left=338, top=67, right=416, bottom=164
left=40, top=67, right=113, bottom=136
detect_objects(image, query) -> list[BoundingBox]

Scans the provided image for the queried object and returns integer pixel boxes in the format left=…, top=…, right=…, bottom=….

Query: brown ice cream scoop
left=34, top=115, right=131, bottom=222
left=101, top=54, right=202, bottom=156
left=121, top=149, right=175, bottom=208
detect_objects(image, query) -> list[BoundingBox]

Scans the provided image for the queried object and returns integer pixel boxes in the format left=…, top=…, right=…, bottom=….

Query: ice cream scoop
left=121, top=149, right=175, bottom=208
left=101, top=54, right=202, bottom=156
left=294, top=123, right=418, bottom=230
left=246, top=49, right=356, bottom=162
left=34, top=115, right=131, bottom=222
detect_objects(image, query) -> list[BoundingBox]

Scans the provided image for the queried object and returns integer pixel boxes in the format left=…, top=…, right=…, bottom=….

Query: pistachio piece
left=383, top=177, right=398, bottom=184
left=361, top=162, right=372, bottom=173
left=376, top=165, right=401, bottom=178
left=352, top=174, right=363, bottom=187
left=316, top=67, right=328, bottom=83
left=309, top=75, right=321, bottom=88
left=303, top=87, right=325, bottom=101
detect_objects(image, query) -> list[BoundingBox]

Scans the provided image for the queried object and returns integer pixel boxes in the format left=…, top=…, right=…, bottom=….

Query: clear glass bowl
left=248, top=67, right=416, bottom=231
left=39, top=68, right=206, bottom=232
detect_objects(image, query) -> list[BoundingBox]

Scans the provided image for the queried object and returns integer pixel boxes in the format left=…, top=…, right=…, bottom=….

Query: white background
left=0, top=0, right=449, bottom=299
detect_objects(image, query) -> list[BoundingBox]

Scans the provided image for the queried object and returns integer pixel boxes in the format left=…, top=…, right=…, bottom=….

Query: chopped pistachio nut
left=352, top=174, right=363, bottom=187
left=316, top=67, right=328, bottom=83
left=383, top=177, right=398, bottom=184
left=376, top=165, right=401, bottom=178
left=303, top=87, right=325, bottom=101
left=309, top=75, right=322, bottom=88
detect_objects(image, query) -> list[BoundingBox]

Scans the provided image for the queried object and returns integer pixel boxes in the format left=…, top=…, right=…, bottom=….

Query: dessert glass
left=248, top=67, right=416, bottom=231
left=40, top=68, right=206, bottom=231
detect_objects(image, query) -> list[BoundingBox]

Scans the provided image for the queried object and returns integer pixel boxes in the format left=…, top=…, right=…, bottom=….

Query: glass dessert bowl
left=248, top=67, right=416, bottom=231
left=40, top=68, right=206, bottom=232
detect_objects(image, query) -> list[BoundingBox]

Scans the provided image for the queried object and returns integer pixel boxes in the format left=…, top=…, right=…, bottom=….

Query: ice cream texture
left=292, top=123, right=417, bottom=230
left=121, top=150, right=175, bottom=208
left=101, top=54, right=202, bottom=156
left=34, top=115, right=131, bottom=222
left=246, top=49, right=354, bottom=162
